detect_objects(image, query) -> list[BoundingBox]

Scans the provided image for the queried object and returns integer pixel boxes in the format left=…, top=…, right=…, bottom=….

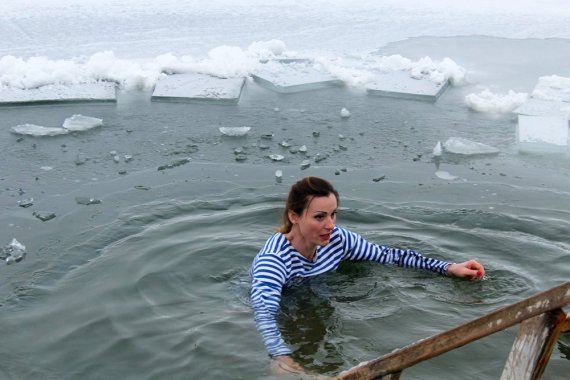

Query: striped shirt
left=250, top=225, right=450, bottom=357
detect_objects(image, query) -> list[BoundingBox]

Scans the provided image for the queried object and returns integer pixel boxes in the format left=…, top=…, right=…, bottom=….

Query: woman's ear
left=288, top=209, right=299, bottom=225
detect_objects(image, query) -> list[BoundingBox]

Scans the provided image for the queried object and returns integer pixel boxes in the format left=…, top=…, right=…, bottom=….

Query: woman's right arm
left=250, top=254, right=292, bottom=357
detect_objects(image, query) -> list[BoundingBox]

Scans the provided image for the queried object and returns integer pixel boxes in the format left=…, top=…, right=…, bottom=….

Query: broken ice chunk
left=435, top=171, right=459, bottom=180
left=62, top=114, right=103, bottom=132
left=275, top=170, right=283, bottom=182
left=219, top=126, right=251, bottom=136
left=269, top=154, right=284, bottom=161
left=157, top=158, right=191, bottom=170
left=1, top=238, right=26, bottom=264
left=18, top=198, right=34, bottom=208
left=300, top=160, right=311, bottom=170
left=75, top=197, right=102, bottom=205
left=433, top=141, right=442, bottom=157
left=11, top=124, right=68, bottom=137
left=443, top=137, right=499, bottom=155
left=340, top=108, right=351, bottom=118
left=33, top=211, right=56, bottom=221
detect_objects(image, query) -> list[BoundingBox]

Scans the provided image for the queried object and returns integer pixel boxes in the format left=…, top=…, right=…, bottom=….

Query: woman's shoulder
left=258, top=232, right=290, bottom=257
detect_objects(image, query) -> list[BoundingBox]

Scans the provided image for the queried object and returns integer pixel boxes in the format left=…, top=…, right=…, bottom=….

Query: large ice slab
left=514, top=98, right=569, bottom=149
left=151, top=73, right=245, bottom=104
left=367, top=70, right=449, bottom=102
left=251, top=60, right=343, bottom=93
left=0, top=82, right=116, bottom=105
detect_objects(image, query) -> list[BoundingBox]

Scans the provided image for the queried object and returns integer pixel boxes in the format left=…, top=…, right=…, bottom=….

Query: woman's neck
left=284, top=229, right=316, bottom=261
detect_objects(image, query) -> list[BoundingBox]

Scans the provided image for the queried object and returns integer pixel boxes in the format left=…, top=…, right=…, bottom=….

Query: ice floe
left=152, top=73, right=245, bottom=104
left=443, top=137, right=499, bottom=155
left=219, top=126, right=251, bottom=136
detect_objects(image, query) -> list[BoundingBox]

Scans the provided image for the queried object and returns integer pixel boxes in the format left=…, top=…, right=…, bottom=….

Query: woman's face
left=289, top=193, right=337, bottom=247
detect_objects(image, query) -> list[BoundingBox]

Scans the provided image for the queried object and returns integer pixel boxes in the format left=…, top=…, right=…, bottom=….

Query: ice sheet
left=0, top=82, right=116, bottom=105
left=151, top=73, right=245, bottom=104
left=517, top=115, right=569, bottom=146
left=251, top=60, right=343, bottom=93
left=367, top=70, right=449, bottom=101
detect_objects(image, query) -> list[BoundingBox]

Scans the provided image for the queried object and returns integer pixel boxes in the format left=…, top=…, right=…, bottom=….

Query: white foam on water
left=465, top=89, right=528, bottom=113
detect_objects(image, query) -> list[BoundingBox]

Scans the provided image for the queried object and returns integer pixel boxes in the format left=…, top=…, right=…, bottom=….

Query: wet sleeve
left=338, top=227, right=450, bottom=275
left=250, top=254, right=292, bottom=357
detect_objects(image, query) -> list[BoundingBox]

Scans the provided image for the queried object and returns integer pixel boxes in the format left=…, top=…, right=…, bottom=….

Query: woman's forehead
left=306, top=193, right=337, bottom=212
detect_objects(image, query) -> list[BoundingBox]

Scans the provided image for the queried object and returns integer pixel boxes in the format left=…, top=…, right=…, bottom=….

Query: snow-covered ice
left=0, top=83, right=116, bottom=104
left=152, top=73, right=246, bottom=104
left=367, top=70, right=449, bottom=102
left=252, top=60, right=342, bottom=93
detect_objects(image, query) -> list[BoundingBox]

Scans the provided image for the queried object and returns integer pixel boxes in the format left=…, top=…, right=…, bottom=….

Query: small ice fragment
left=235, top=153, right=247, bottom=161
left=33, top=211, right=56, bottom=221
left=273, top=107, right=280, bottom=112
left=41, top=166, right=53, bottom=171
left=300, top=160, right=311, bottom=170
left=279, top=140, right=291, bottom=148
left=314, top=153, right=329, bottom=163
left=443, top=137, right=499, bottom=155
left=75, top=155, right=87, bottom=165
left=289, top=147, right=299, bottom=154
left=75, top=197, right=102, bottom=205
left=260, top=134, right=274, bottom=140
left=1, top=238, right=26, bottom=264
left=109, top=151, right=117, bottom=156
left=435, top=171, right=459, bottom=180
left=298, top=145, right=307, bottom=153
left=18, top=198, right=34, bottom=208
left=124, top=155, right=133, bottom=162
left=134, top=185, right=151, bottom=191
left=372, top=176, right=386, bottom=182
left=11, top=124, right=68, bottom=137
left=62, top=114, right=103, bottom=132
left=339, top=134, right=345, bottom=140
left=339, top=145, right=348, bottom=151
left=113, top=155, right=120, bottom=163
left=259, top=144, right=270, bottom=150
left=275, top=170, right=283, bottom=182
left=157, top=158, right=191, bottom=170
left=312, top=131, right=320, bottom=137
left=340, top=108, right=351, bottom=118
left=269, top=154, right=284, bottom=161
left=433, top=141, right=442, bottom=157
left=219, top=126, right=251, bottom=136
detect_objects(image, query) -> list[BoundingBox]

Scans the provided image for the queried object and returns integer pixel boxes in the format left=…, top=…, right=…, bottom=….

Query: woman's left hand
left=447, top=260, right=485, bottom=279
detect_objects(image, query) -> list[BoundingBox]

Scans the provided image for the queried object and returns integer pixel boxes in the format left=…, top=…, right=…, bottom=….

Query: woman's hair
left=279, top=176, right=340, bottom=234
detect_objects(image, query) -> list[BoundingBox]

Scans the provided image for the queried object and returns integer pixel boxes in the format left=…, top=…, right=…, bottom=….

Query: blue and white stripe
left=250, top=226, right=450, bottom=357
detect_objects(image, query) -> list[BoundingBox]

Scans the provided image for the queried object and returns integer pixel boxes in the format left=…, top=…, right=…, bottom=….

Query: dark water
left=1, top=36, right=569, bottom=379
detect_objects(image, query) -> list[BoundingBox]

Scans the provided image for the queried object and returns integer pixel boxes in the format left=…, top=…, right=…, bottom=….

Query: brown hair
left=279, top=176, right=340, bottom=234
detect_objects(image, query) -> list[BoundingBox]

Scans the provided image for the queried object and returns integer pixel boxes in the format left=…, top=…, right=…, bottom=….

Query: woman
left=250, top=176, right=485, bottom=374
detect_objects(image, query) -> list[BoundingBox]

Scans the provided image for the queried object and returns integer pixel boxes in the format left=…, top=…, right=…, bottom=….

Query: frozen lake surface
left=1, top=1, right=570, bottom=379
